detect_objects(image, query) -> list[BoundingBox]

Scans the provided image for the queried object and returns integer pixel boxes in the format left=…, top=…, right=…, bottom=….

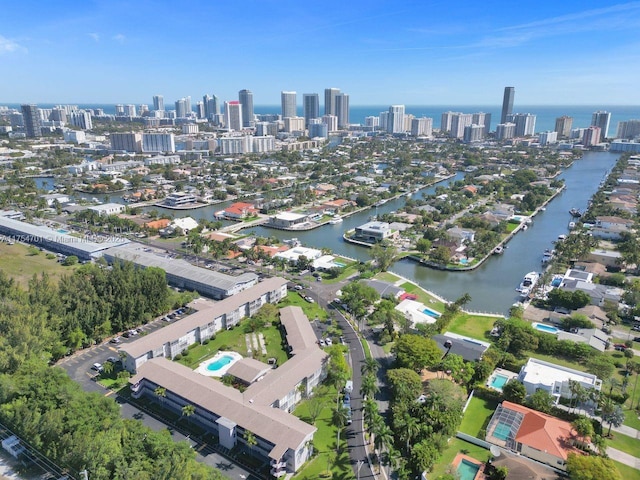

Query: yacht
left=568, top=221, right=576, bottom=229
left=569, top=208, right=582, bottom=218
left=516, top=271, right=540, bottom=297
left=541, top=249, right=555, bottom=263
left=329, top=215, right=343, bottom=225
left=493, top=246, right=504, bottom=255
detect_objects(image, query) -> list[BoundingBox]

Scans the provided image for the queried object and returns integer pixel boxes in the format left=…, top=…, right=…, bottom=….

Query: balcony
left=270, top=467, right=287, bottom=477
left=270, top=460, right=286, bottom=469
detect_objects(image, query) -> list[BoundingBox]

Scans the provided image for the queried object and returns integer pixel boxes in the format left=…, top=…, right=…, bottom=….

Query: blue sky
left=1, top=0, right=640, bottom=105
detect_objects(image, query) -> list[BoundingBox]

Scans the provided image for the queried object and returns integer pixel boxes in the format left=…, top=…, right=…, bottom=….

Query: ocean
left=4, top=103, right=640, bottom=134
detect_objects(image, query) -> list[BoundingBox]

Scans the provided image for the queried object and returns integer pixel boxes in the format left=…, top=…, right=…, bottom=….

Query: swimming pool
left=533, top=322, right=560, bottom=334
left=333, top=261, right=347, bottom=268
left=457, top=459, right=480, bottom=480
left=551, top=277, right=562, bottom=287
left=422, top=306, right=441, bottom=318
left=459, top=258, right=470, bottom=265
left=196, top=351, right=242, bottom=377
left=490, top=374, right=509, bottom=389
left=56, top=229, right=69, bottom=234
left=493, top=422, right=512, bottom=441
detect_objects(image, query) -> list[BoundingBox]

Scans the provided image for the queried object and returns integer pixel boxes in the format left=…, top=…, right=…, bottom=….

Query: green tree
left=393, top=334, right=442, bottom=371
left=526, top=389, right=554, bottom=413
left=370, top=241, right=398, bottom=271
left=332, top=405, right=350, bottom=449
left=502, top=380, right=527, bottom=404
left=430, top=245, right=451, bottom=265
left=386, top=368, right=423, bottom=404
left=586, top=356, right=615, bottom=380
left=571, top=417, right=594, bottom=447
left=155, top=386, right=167, bottom=406
left=181, top=404, right=196, bottom=424
left=243, top=430, right=257, bottom=456
left=566, top=454, right=621, bottom=480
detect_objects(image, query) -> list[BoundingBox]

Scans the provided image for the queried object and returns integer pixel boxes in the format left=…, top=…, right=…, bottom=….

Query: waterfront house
left=485, top=401, right=582, bottom=471
left=354, top=221, right=396, bottom=243
left=223, top=202, right=259, bottom=220
left=517, top=358, right=601, bottom=403
left=268, top=212, right=310, bottom=229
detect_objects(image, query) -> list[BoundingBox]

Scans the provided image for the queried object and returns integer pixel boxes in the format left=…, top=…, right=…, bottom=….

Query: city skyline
left=1, top=1, right=640, bottom=105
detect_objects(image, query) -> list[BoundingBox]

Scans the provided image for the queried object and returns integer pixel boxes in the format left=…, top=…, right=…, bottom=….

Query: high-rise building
left=203, top=94, right=220, bottom=120
left=153, top=95, right=164, bottom=111
left=303, top=94, right=320, bottom=127
left=195, top=102, right=205, bottom=120
left=175, top=98, right=188, bottom=118
left=554, top=116, right=573, bottom=138
left=115, top=104, right=125, bottom=116
left=583, top=126, right=601, bottom=147
left=387, top=105, right=406, bottom=134
left=322, top=115, right=338, bottom=132
left=184, top=96, right=192, bottom=116
left=238, top=89, right=254, bottom=128
left=496, top=123, right=516, bottom=140
left=472, top=112, right=491, bottom=136
left=591, top=111, right=611, bottom=141
left=538, top=131, right=558, bottom=146
left=410, top=117, right=433, bottom=137
left=324, top=88, right=340, bottom=116
left=365, top=116, right=380, bottom=128
left=463, top=124, right=485, bottom=143
left=69, top=110, right=93, bottom=130
left=124, top=104, right=137, bottom=117
left=20, top=104, right=42, bottom=138
left=224, top=101, right=243, bottom=131
left=450, top=113, right=473, bottom=139
left=309, top=121, right=328, bottom=139
left=50, top=107, right=67, bottom=123
left=440, top=111, right=460, bottom=134
left=281, top=91, right=297, bottom=118
left=501, top=87, right=515, bottom=124
left=507, top=113, right=536, bottom=136
left=335, top=93, right=349, bottom=128
left=616, top=120, right=640, bottom=139
left=142, top=133, right=176, bottom=153
left=110, top=132, right=142, bottom=152
left=284, top=117, right=305, bottom=133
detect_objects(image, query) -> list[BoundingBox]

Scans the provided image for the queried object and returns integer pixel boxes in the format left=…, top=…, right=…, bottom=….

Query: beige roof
left=280, top=306, right=318, bottom=354
left=130, top=358, right=315, bottom=460
left=244, top=348, right=327, bottom=406
left=120, top=277, right=287, bottom=359
left=227, top=357, right=272, bottom=384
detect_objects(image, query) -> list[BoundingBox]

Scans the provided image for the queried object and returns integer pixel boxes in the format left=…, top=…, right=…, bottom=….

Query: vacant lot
left=0, top=242, right=77, bottom=286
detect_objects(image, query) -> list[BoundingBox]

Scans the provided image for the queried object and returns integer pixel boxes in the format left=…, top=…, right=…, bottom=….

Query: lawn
left=429, top=438, right=491, bottom=479
left=459, top=397, right=497, bottom=437
left=178, top=323, right=289, bottom=369
left=398, top=281, right=447, bottom=312
left=607, top=429, right=640, bottom=457
left=623, top=408, right=640, bottom=431
left=612, top=460, right=640, bottom=480
left=0, top=241, right=79, bottom=286
left=448, top=314, right=498, bottom=341
left=293, top=388, right=354, bottom=479
left=375, top=272, right=401, bottom=284
left=279, top=292, right=329, bottom=321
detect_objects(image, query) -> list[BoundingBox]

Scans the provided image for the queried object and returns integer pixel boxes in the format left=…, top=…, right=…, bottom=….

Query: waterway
left=33, top=151, right=618, bottom=314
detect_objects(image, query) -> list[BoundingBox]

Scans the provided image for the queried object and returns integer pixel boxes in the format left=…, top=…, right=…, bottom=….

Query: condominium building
left=582, top=126, right=602, bottom=147
left=507, top=113, right=536, bottom=136
left=591, top=111, right=611, bottom=141
left=324, top=88, right=340, bottom=116
left=281, top=91, right=297, bottom=118
left=322, top=115, right=338, bottom=132
left=335, top=93, right=349, bottom=128
left=20, top=104, right=42, bottom=138
left=410, top=117, right=433, bottom=137
left=142, top=133, right=175, bottom=153
left=224, top=101, right=243, bottom=131
left=616, top=119, right=640, bottom=140
left=496, top=123, right=516, bottom=140
left=110, top=132, right=142, bottom=152
left=238, top=89, right=254, bottom=128
left=538, top=131, right=558, bottom=146
left=501, top=86, right=515, bottom=124
left=387, top=105, right=406, bottom=134
left=554, top=116, right=573, bottom=138
left=302, top=93, right=319, bottom=127
left=463, top=124, right=484, bottom=143
left=450, top=113, right=473, bottom=139
left=152, top=95, right=164, bottom=111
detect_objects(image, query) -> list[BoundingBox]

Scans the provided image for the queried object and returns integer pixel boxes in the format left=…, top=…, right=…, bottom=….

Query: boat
left=568, top=221, right=576, bottom=230
left=542, top=249, right=555, bottom=263
left=557, top=234, right=567, bottom=241
left=522, top=224, right=528, bottom=231
left=569, top=208, right=582, bottom=218
left=374, top=199, right=389, bottom=207
left=329, top=216, right=343, bottom=225
left=493, top=246, right=504, bottom=255
left=516, top=272, right=540, bottom=297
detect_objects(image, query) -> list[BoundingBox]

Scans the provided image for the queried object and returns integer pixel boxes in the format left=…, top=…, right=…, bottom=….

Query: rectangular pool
left=490, top=374, right=508, bottom=389
left=457, top=459, right=480, bottom=480
left=493, top=422, right=511, bottom=441
left=422, top=306, right=441, bottom=318
left=533, top=322, right=559, bottom=334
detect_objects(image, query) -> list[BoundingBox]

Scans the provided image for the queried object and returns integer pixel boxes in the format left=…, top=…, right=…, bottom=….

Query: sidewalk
left=607, top=447, right=640, bottom=469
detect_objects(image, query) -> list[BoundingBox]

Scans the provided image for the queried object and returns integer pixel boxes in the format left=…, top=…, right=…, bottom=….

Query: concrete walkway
left=607, top=447, right=640, bottom=469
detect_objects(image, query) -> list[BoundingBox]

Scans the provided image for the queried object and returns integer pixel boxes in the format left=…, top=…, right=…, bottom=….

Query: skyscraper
left=175, top=98, right=187, bottom=118
left=203, top=94, right=220, bottom=120
left=472, top=112, right=491, bottom=136
left=554, top=116, right=573, bottom=138
left=303, top=94, right=320, bottom=127
left=225, top=101, right=243, bottom=131
left=450, top=113, right=473, bottom=139
left=20, top=104, right=42, bottom=138
left=324, top=88, right=340, bottom=116
left=281, top=91, right=297, bottom=118
left=153, top=95, right=164, bottom=111
left=591, top=111, right=611, bottom=142
left=335, top=93, right=349, bottom=128
left=583, top=126, right=601, bottom=147
left=388, top=105, right=406, bottom=134
left=238, top=89, right=254, bottom=128
left=507, top=113, right=536, bottom=136
left=501, top=87, right=515, bottom=124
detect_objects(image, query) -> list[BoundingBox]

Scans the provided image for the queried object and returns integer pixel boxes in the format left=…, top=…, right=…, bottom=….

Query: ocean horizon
left=3, top=103, right=640, bottom=134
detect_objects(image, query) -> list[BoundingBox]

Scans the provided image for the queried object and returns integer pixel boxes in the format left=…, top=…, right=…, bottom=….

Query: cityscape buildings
left=302, top=94, right=319, bottom=127
left=20, top=104, right=41, bottom=138
left=501, top=87, right=515, bottom=124
left=238, top=89, right=254, bottom=128
left=335, top=93, right=350, bottom=128
left=616, top=119, right=640, bottom=139
left=387, top=105, right=406, bottom=134
left=324, top=88, right=340, bottom=116
left=554, top=116, right=573, bottom=138
left=152, top=95, right=164, bottom=111
left=591, top=111, right=611, bottom=141
left=224, top=101, right=243, bottom=131
left=281, top=91, right=297, bottom=118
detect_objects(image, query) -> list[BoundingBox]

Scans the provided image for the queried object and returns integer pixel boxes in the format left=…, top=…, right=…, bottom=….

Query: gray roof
left=102, top=243, right=257, bottom=293
left=120, top=277, right=287, bottom=359
left=433, top=333, right=488, bottom=362
left=0, top=216, right=129, bottom=253
left=280, top=306, right=317, bottom=354
left=130, top=358, right=315, bottom=460
left=365, top=279, right=404, bottom=298
left=226, top=358, right=272, bottom=384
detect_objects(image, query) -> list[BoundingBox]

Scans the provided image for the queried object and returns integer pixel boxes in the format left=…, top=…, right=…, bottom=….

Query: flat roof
left=120, top=277, right=287, bottom=359
left=520, top=358, right=599, bottom=387
left=0, top=216, right=129, bottom=253
left=102, top=243, right=257, bottom=292
left=273, top=212, right=307, bottom=221
left=130, top=358, right=315, bottom=460
left=280, top=306, right=318, bottom=354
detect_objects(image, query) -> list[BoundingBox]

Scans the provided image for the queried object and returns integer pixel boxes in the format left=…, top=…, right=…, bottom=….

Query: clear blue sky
left=1, top=0, right=640, bottom=106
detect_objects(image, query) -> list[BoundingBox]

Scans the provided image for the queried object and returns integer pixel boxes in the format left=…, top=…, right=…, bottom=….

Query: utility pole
left=80, top=469, right=89, bottom=480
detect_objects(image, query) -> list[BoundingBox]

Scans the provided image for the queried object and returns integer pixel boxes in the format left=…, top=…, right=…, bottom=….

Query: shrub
left=173, top=354, right=182, bottom=361
left=473, top=386, right=503, bottom=403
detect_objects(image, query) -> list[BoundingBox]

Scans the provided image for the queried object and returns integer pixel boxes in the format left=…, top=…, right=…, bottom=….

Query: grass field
left=612, top=460, right=640, bottom=480
left=607, top=429, right=640, bottom=457
left=448, top=314, right=498, bottom=341
left=279, top=292, right=330, bottom=321
left=459, top=396, right=498, bottom=437
left=398, top=281, right=447, bottom=312
left=293, top=388, right=354, bottom=479
left=0, top=241, right=78, bottom=286
left=429, top=438, right=491, bottom=479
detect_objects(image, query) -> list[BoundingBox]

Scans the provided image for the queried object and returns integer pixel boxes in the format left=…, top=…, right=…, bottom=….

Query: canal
left=34, top=151, right=618, bottom=314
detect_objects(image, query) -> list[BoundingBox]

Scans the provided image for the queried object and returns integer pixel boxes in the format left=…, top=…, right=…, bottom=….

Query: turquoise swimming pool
left=490, top=374, right=509, bottom=389
left=422, top=306, right=441, bottom=318
left=533, top=323, right=559, bottom=334
left=493, top=422, right=511, bottom=441
left=457, top=459, right=480, bottom=480
left=207, top=355, right=235, bottom=371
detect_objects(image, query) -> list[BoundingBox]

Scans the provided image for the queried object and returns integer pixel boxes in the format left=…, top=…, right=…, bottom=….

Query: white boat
left=493, top=246, right=504, bottom=255
left=557, top=234, right=567, bottom=241
left=568, top=221, right=576, bottom=229
left=516, top=272, right=540, bottom=297
left=329, top=216, right=343, bottom=224
left=541, top=249, right=555, bottom=263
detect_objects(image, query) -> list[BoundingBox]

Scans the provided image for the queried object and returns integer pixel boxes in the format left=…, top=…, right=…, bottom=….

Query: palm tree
left=360, top=373, right=379, bottom=400
left=591, top=434, right=607, bottom=456
left=154, top=386, right=166, bottom=407
left=361, top=357, right=380, bottom=377
left=181, top=404, right=195, bottom=424
left=373, top=423, right=393, bottom=474
left=403, top=414, right=421, bottom=451
left=367, top=412, right=385, bottom=448
left=606, top=377, right=620, bottom=396
left=362, top=398, right=379, bottom=437
left=571, top=417, right=594, bottom=447
left=332, top=405, right=350, bottom=450
left=243, top=430, right=257, bottom=457
left=603, top=405, right=625, bottom=436
left=102, top=361, right=114, bottom=376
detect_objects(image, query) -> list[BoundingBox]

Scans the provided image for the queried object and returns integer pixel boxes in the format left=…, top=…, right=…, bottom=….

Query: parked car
left=613, top=344, right=627, bottom=351
left=632, top=324, right=640, bottom=332
left=110, top=337, right=122, bottom=344
left=91, top=363, right=103, bottom=372
left=106, top=356, right=119, bottom=364
left=325, top=338, right=333, bottom=346
left=633, top=337, right=640, bottom=343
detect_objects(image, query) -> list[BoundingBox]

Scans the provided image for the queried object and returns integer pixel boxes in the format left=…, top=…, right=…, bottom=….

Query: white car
left=91, top=363, right=103, bottom=372
left=325, top=338, right=333, bottom=346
